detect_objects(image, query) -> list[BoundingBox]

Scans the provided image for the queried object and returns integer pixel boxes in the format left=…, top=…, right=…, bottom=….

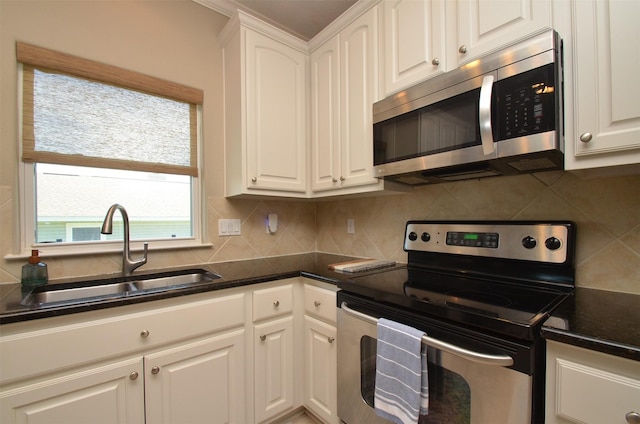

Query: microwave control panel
left=495, top=63, right=557, bottom=141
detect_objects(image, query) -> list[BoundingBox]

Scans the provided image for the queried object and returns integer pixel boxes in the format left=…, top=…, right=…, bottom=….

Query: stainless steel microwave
left=373, top=29, right=563, bottom=185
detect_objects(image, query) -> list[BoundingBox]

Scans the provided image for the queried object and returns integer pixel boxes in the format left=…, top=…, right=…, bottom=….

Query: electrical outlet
left=218, top=219, right=241, bottom=236
left=347, top=218, right=355, bottom=234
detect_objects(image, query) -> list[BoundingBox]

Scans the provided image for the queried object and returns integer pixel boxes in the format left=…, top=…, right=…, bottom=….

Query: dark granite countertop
left=2, top=254, right=638, bottom=362
left=542, top=287, right=640, bottom=361
left=0, top=253, right=369, bottom=325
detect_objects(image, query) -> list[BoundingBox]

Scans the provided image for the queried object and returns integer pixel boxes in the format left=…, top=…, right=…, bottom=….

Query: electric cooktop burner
left=339, top=221, right=576, bottom=340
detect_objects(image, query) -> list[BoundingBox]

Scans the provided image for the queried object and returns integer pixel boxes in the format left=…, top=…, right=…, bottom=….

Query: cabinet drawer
left=0, top=292, right=245, bottom=384
left=555, top=358, right=640, bottom=423
left=304, top=284, right=337, bottom=323
left=252, top=284, right=293, bottom=322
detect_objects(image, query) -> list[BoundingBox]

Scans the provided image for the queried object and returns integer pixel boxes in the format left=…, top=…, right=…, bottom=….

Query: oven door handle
left=340, top=302, right=514, bottom=367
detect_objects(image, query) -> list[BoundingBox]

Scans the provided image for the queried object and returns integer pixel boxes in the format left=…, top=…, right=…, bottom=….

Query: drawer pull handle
left=328, top=336, right=335, bottom=344
left=260, top=334, right=266, bottom=341
left=129, top=371, right=139, bottom=380
left=140, top=330, right=150, bottom=338
left=273, top=300, right=280, bottom=307
left=314, top=300, right=322, bottom=307
left=151, top=366, right=160, bottom=375
left=627, top=412, right=640, bottom=424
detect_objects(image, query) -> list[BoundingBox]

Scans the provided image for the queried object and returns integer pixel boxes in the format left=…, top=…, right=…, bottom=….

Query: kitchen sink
left=20, top=269, right=221, bottom=308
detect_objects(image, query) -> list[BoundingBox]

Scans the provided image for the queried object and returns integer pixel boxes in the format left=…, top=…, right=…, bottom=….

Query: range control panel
left=404, top=221, right=573, bottom=264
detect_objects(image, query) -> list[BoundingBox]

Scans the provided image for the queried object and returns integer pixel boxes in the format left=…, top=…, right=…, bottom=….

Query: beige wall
left=1, top=1, right=638, bottom=294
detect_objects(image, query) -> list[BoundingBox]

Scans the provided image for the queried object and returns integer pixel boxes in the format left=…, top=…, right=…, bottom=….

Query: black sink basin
left=21, top=268, right=221, bottom=308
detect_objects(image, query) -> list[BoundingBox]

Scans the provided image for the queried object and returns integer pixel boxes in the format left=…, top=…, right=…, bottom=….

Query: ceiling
left=198, top=0, right=358, bottom=41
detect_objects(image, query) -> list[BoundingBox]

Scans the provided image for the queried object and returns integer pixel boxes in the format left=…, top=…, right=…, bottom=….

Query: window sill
left=5, top=239, right=213, bottom=261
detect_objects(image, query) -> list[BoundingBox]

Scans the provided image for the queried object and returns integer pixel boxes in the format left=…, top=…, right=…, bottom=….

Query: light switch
left=218, top=219, right=241, bottom=236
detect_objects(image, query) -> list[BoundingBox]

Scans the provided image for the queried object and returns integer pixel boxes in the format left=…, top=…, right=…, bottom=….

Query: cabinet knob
left=432, top=58, right=440, bottom=66
left=579, top=132, right=593, bottom=143
left=328, top=336, right=335, bottom=344
left=251, top=177, right=257, bottom=183
left=332, top=178, right=338, bottom=183
left=626, top=412, right=640, bottom=424
left=151, top=366, right=160, bottom=375
left=458, top=45, right=467, bottom=54
left=140, top=330, right=150, bottom=338
left=273, top=300, right=280, bottom=307
left=129, top=371, right=139, bottom=380
left=314, top=300, right=322, bottom=307
left=260, top=334, right=266, bottom=341
left=340, top=176, right=345, bottom=182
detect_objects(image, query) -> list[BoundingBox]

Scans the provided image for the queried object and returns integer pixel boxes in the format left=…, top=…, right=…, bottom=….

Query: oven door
left=337, top=302, right=532, bottom=424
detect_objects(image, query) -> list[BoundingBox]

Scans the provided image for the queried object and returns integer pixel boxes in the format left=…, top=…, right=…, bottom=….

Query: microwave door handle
left=479, top=75, right=495, bottom=155
left=340, top=302, right=514, bottom=367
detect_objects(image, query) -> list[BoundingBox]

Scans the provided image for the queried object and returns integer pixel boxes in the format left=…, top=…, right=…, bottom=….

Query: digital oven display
left=446, top=232, right=499, bottom=248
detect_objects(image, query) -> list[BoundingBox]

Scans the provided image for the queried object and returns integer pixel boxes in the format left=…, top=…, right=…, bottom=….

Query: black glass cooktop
left=339, top=266, right=573, bottom=340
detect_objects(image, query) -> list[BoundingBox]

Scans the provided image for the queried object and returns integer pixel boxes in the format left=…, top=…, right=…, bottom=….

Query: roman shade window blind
left=17, top=42, right=203, bottom=177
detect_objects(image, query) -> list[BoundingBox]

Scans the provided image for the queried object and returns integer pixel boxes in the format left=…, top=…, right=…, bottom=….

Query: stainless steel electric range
left=337, top=221, right=576, bottom=424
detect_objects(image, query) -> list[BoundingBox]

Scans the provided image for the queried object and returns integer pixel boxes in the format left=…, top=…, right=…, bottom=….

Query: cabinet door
left=254, top=316, right=294, bottom=423
left=568, top=0, right=640, bottom=167
left=0, top=357, right=144, bottom=424
left=310, top=36, right=342, bottom=192
left=383, top=0, right=446, bottom=95
left=245, top=29, right=307, bottom=193
left=304, top=316, right=338, bottom=424
left=455, top=0, right=551, bottom=65
left=144, top=329, right=246, bottom=424
left=340, top=6, right=382, bottom=188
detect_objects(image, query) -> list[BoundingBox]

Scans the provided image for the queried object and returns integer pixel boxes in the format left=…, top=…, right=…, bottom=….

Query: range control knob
left=522, top=236, right=537, bottom=249
left=408, top=232, right=418, bottom=241
left=545, top=237, right=562, bottom=250
left=421, top=232, right=431, bottom=242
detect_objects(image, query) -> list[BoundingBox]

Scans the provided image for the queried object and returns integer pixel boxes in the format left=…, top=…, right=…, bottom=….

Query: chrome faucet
left=101, top=204, right=148, bottom=276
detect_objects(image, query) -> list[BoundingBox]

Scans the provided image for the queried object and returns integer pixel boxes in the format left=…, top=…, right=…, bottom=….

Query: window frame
left=15, top=47, right=208, bottom=258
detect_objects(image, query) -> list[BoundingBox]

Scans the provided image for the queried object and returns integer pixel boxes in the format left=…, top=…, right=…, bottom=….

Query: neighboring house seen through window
left=18, top=42, right=203, bottom=251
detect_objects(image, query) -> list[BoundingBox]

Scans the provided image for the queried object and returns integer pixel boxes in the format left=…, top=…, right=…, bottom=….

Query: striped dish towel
left=374, top=318, right=429, bottom=424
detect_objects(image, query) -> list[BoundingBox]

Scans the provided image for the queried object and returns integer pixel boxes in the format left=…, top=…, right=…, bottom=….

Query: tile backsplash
left=1, top=171, right=638, bottom=294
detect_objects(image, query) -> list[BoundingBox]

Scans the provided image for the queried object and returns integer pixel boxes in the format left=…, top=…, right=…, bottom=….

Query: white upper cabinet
left=221, top=11, right=308, bottom=197
left=454, top=0, right=552, bottom=66
left=382, top=0, right=447, bottom=96
left=310, top=6, right=394, bottom=195
left=565, top=0, right=640, bottom=169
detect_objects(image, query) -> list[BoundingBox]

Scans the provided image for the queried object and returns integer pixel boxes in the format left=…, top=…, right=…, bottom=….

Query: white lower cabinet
left=304, top=316, right=338, bottom=424
left=546, top=340, right=640, bottom=424
left=254, top=316, right=295, bottom=423
left=144, top=330, right=246, bottom=424
left=0, top=290, right=247, bottom=424
left=252, top=282, right=296, bottom=423
left=0, top=357, right=145, bottom=424
left=303, top=283, right=339, bottom=424
left=0, top=278, right=338, bottom=424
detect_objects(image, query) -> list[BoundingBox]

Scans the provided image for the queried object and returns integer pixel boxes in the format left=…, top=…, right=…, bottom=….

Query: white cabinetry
left=0, top=357, right=145, bottom=424
left=311, top=6, right=398, bottom=196
left=545, top=340, right=640, bottom=424
left=565, top=0, right=640, bottom=170
left=144, top=331, right=246, bottom=424
left=0, top=291, right=247, bottom=424
left=221, top=11, right=308, bottom=197
left=381, top=0, right=552, bottom=95
left=303, top=283, right=339, bottom=424
left=382, top=0, right=446, bottom=96
left=252, top=283, right=296, bottom=423
left=454, top=0, right=552, bottom=66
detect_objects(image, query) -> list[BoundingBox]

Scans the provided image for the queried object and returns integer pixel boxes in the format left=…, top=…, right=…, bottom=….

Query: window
left=17, top=43, right=204, bottom=253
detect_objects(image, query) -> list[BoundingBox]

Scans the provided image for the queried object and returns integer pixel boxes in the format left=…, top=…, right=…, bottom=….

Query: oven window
left=361, top=336, right=471, bottom=423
